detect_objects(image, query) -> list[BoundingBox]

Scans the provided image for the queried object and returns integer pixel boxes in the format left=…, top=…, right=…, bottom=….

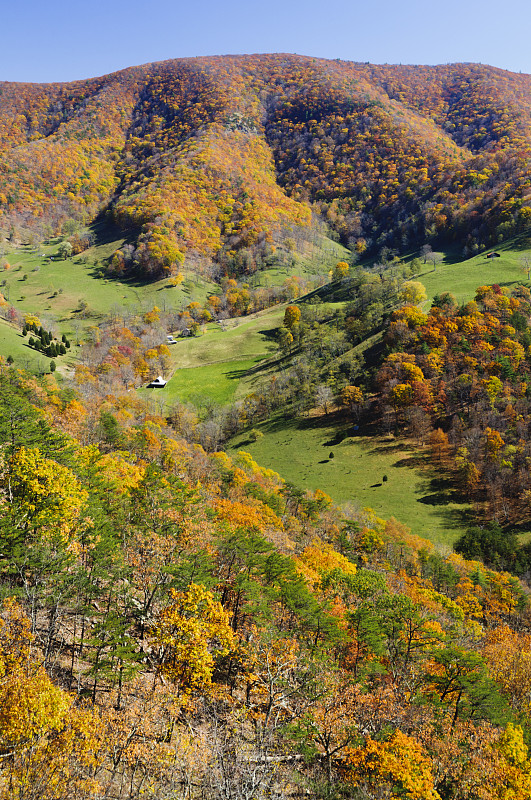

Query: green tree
left=421, top=644, right=509, bottom=728
left=57, top=241, right=73, bottom=260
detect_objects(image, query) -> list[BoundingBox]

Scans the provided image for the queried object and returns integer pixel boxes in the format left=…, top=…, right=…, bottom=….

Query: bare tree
left=315, top=384, right=334, bottom=415
left=420, top=244, right=432, bottom=264
left=520, top=253, right=531, bottom=281
left=429, top=251, right=444, bottom=271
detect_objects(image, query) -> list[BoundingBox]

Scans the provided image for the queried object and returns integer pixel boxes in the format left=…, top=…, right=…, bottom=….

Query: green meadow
left=0, top=317, right=51, bottom=373
left=139, top=306, right=286, bottom=407
left=0, top=235, right=216, bottom=322
left=2, top=231, right=531, bottom=546
left=417, top=243, right=531, bottom=304
left=229, top=417, right=474, bottom=548
left=0, top=235, right=217, bottom=367
left=251, top=234, right=350, bottom=287
left=145, top=358, right=264, bottom=407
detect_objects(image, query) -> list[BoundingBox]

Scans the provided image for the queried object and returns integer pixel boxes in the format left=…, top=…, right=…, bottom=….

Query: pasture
left=229, top=417, right=474, bottom=548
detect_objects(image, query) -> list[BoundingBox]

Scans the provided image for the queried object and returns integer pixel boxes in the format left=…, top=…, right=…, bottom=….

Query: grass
left=0, top=317, right=51, bottom=373
left=143, top=357, right=266, bottom=408
left=251, top=234, right=350, bottom=287
left=0, top=238, right=218, bottom=341
left=0, top=233, right=220, bottom=374
left=229, top=416, right=473, bottom=548
left=139, top=306, right=286, bottom=407
left=417, top=243, right=531, bottom=304
left=168, top=308, right=284, bottom=368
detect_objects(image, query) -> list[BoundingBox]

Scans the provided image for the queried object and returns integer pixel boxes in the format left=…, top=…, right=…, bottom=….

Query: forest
left=3, top=357, right=531, bottom=800
left=2, top=55, right=531, bottom=281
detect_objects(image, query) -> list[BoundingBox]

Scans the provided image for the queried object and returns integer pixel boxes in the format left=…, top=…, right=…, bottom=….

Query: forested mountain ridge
left=2, top=55, right=531, bottom=278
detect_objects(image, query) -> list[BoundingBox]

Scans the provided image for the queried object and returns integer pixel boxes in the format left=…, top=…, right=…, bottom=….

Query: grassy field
left=143, top=357, right=265, bottom=408
left=0, top=238, right=218, bottom=342
left=0, top=317, right=52, bottom=373
left=229, top=416, right=474, bottom=548
left=251, top=234, right=350, bottom=287
left=169, top=309, right=284, bottom=368
left=0, top=225, right=347, bottom=371
left=418, top=244, right=530, bottom=304
left=138, top=306, right=286, bottom=407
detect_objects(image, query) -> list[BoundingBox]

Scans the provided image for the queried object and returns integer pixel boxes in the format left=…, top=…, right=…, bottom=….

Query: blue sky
left=2, top=0, right=531, bottom=83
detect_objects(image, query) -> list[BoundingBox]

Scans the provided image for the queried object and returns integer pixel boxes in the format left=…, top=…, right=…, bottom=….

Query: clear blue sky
left=2, top=0, right=531, bottom=83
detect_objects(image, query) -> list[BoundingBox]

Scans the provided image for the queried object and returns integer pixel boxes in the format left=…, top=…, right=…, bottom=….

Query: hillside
left=2, top=362, right=531, bottom=800
left=2, top=55, right=531, bottom=279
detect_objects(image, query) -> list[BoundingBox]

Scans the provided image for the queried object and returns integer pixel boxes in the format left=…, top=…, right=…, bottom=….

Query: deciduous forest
left=3, top=55, right=531, bottom=278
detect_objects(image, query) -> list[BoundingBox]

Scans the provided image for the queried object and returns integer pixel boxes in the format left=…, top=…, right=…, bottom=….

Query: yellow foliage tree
left=3, top=447, right=87, bottom=542
left=333, top=261, right=350, bottom=279
left=283, top=304, right=301, bottom=330
left=401, top=280, right=427, bottom=306
left=150, top=583, right=234, bottom=697
left=0, top=599, right=104, bottom=799
left=345, top=730, right=440, bottom=800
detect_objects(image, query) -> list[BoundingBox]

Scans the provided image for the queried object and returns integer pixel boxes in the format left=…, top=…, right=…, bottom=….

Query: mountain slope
left=1, top=55, right=531, bottom=278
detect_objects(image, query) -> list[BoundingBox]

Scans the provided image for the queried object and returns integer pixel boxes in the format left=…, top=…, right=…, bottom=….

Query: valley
left=2, top=225, right=531, bottom=548
left=3, top=53, right=531, bottom=800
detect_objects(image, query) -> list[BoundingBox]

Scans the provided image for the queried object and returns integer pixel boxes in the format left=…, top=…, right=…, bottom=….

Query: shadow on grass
left=225, top=359, right=267, bottom=380
left=419, top=492, right=454, bottom=506
left=234, top=354, right=285, bottom=378
left=323, top=431, right=349, bottom=446
left=504, top=519, right=531, bottom=536
left=369, top=441, right=414, bottom=455
left=393, top=455, right=428, bottom=469
left=434, top=505, right=477, bottom=532
left=258, top=328, right=279, bottom=341
left=503, top=233, right=531, bottom=252
left=296, top=411, right=350, bottom=432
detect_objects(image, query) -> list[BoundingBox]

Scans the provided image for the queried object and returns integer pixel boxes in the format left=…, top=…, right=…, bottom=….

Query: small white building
left=147, top=376, right=167, bottom=388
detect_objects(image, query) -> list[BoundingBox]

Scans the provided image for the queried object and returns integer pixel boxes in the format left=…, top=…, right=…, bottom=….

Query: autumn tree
left=150, top=583, right=234, bottom=697
left=333, top=261, right=349, bottom=280
left=283, top=304, right=301, bottom=330
left=340, top=385, right=363, bottom=417
left=401, top=280, right=427, bottom=306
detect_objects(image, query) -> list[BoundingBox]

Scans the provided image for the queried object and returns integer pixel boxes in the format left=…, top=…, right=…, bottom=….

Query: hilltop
left=2, top=55, right=531, bottom=280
